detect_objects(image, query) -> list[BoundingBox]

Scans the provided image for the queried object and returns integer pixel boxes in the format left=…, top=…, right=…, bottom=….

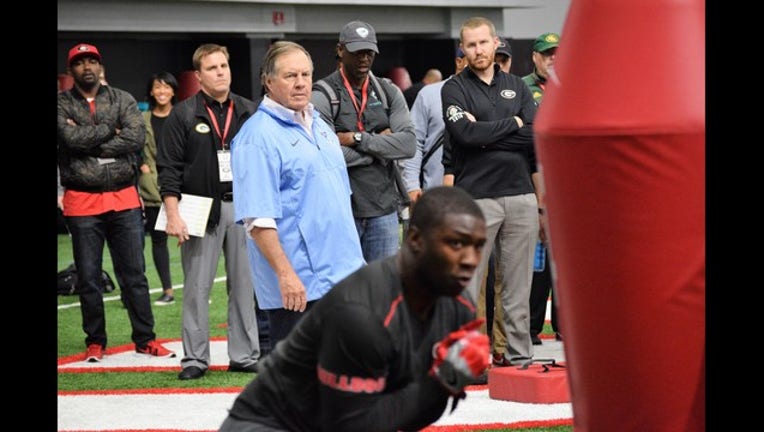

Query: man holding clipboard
left=157, top=43, right=261, bottom=381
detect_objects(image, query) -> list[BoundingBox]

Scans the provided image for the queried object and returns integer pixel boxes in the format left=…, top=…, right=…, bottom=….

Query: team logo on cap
left=545, top=34, right=559, bottom=43
left=77, top=45, right=91, bottom=52
left=500, top=90, right=517, bottom=99
left=356, top=27, right=369, bottom=38
left=195, top=123, right=211, bottom=134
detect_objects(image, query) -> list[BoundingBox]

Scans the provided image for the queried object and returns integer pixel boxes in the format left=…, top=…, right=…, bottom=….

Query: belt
left=221, top=192, right=234, bottom=202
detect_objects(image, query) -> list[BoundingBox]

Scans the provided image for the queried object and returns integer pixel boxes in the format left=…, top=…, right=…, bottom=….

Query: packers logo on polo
left=500, top=89, right=517, bottom=99
left=195, top=123, right=211, bottom=134
left=545, top=34, right=559, bottom=43
left=446, top=105, right=465, bottom=123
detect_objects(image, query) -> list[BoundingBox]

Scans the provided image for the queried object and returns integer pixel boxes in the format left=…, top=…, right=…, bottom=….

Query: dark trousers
left=265, top=300, right=317, bottom=348
left=485, top=252, right=496, bottom=337
left=529, top=249, right=559, bottom=335
left=144, top=206, right=172, bottom=290
left=66, top=208, right=156, bottom=349
left=256, top=303, right=271, bottom=356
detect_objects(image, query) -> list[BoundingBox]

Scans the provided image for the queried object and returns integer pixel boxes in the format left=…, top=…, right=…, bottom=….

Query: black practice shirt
left=225, top=256, right=477, bottom=431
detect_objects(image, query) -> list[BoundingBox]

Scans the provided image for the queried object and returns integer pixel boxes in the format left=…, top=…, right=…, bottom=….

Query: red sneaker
left=492, top=352, right=511, bottom=367
left=136, top=340, right=176, bottom=358
left=85, top=344, right=104, bottom=362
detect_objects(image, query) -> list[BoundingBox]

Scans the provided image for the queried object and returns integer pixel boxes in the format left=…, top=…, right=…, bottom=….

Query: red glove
left=429, top=318, right=490, bottom=395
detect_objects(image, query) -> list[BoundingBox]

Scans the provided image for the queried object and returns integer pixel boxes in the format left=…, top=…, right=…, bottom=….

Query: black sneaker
left=154, top=293, right=175, bottom=306
left=531, top=333, right=542, bottom=345
left=228, top=362, right=258, bottom=373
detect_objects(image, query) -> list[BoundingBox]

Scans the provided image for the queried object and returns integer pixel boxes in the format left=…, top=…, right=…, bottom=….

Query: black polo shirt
left=441, top=64, right=538, bottom=199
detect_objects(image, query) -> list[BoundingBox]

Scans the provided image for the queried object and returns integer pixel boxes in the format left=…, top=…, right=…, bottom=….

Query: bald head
left=422, top=68, right=442, bottom=85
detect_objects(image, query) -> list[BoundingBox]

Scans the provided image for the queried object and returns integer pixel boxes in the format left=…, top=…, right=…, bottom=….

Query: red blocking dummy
left=534, top=0, right=705, bottom=431
left=177, top=70, right=202, bottom=102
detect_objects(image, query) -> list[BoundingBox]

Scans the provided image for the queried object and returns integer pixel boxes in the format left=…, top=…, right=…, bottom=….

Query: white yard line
left=57, top=276, right=227, bottom=311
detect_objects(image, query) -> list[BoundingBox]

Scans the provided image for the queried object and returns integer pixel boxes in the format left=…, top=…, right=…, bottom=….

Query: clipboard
left=154, top=194, right=213, bottom=238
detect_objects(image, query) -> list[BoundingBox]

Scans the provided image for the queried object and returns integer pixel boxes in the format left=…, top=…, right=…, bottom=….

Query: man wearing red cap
left=57, top=43, right=176, bottom=362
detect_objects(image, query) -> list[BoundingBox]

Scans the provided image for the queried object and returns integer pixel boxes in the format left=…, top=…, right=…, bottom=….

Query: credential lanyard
left=205, top=100, right=235, bottom=150
left=340, top=67, right=369, bottom=132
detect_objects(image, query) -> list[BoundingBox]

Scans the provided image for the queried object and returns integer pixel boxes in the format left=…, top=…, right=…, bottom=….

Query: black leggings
left=144, top=206, right=172, bottom=291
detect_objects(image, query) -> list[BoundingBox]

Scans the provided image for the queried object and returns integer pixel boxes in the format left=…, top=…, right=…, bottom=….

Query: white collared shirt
left=261, top=95, right=314, bottom=138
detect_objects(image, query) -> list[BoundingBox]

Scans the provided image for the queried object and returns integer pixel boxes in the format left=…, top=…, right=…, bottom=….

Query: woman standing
left=138, top=72, right=178, bottom=305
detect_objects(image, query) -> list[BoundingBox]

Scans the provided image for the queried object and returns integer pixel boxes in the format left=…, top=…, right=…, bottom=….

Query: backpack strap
left=419, top=133, right=445, bottom=186
left=313, top=79, right=340, bottom=120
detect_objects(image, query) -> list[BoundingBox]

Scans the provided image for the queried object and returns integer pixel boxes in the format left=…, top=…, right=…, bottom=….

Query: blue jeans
left=66, top=208, right=155, bottom=349
left=354, top=210, right=400, bottom=263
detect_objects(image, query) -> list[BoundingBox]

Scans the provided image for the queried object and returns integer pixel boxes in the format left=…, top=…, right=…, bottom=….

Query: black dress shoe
left=178, top=366, right=205, bottom=380
left=228, top=362, right=258, bottom=373
left=531, top=334, right=543, bottom=345
left=555, top=332, right=563, bottom=341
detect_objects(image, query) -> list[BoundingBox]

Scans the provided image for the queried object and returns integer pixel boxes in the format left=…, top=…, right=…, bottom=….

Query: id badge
left=217, top=150, right=232, bottom=182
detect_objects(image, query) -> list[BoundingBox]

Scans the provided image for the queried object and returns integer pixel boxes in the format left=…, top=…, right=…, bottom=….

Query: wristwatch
left=353, top=132, right=363, bottom=144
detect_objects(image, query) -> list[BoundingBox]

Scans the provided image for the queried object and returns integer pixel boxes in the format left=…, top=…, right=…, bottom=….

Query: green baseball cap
left=533, top=32, right=560, bottom=53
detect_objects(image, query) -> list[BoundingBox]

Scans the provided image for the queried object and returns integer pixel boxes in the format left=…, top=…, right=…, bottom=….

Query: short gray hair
left=260, top=41, right=313, bottom=83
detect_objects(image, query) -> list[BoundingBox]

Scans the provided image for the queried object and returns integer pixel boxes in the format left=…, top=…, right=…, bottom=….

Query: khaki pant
left=476, top=244, right=507, bottom=355
left=465, top=194, right=538, bottom=364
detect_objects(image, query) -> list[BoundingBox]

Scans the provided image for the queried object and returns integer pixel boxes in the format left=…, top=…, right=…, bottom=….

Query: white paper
left=154, top=194, right=214, bottom=238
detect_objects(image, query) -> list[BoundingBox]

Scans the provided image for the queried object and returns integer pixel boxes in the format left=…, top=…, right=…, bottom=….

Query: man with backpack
left=311, top=20, right=416, bottom=263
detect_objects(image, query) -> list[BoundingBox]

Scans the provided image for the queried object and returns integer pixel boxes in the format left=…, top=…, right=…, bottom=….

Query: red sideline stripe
left=422, top=418, right=573, bottom=431
left=58, top=419, right=573, bottom=432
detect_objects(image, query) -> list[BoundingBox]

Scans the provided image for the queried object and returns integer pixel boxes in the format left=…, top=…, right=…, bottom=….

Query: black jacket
left=157, top=91, right=257, bottom=229
left=311, top=71, right=416, bottom=218
left=57, top=85, right=145, bottom=192
left=441, top=65, right=538, bottom=199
